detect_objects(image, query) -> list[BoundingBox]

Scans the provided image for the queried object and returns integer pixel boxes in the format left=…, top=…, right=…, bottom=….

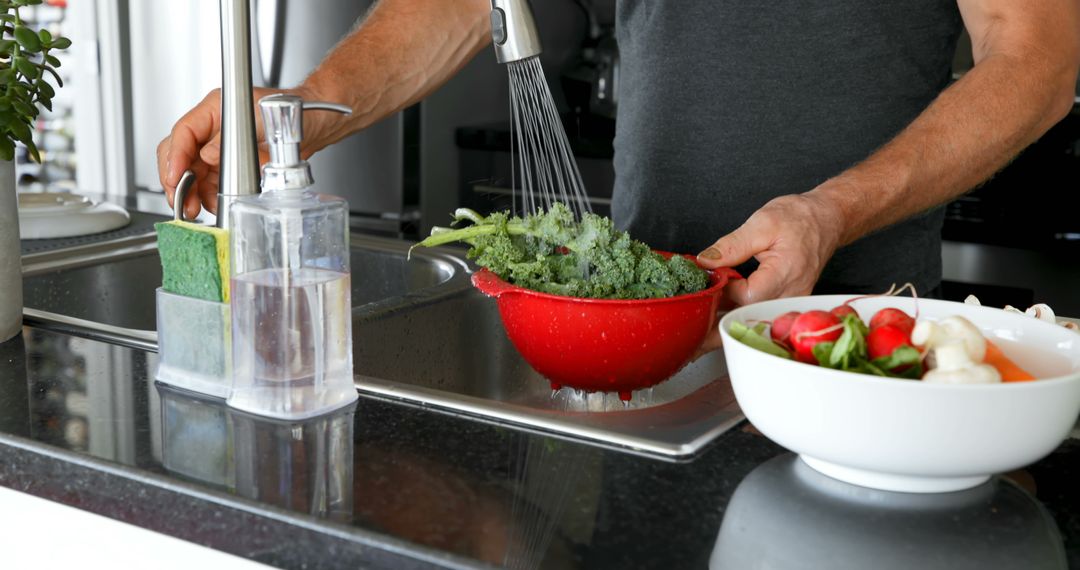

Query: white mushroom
left=962, top=295, right=1077, bottom=333
left=911, top=315, right=986, bottom=363
left=922, top=342, right=1001, bottom=385
left=1025, top=303, right=1057, bottom=323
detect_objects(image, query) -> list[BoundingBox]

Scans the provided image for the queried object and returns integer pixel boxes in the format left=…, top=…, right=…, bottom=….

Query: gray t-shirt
left=613, top=1, right=963, bottom=295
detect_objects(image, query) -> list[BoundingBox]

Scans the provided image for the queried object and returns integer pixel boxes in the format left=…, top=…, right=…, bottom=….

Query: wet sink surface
left=22, top=234, right=467, bottom=333
left=353, top=288, right=743, bottom=459
left=22, top=231, right=741, bottom=459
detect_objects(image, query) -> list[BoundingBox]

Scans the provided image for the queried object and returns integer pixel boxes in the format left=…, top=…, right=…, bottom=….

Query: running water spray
left=503, top=434, right=586, bottom=569
left=491, top=0, right=592, bottom=219
left=507, top=57, right=592, bottom=219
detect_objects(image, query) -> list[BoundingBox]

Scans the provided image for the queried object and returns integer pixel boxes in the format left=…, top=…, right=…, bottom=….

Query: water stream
left=507, top=57, right=592, bottom=219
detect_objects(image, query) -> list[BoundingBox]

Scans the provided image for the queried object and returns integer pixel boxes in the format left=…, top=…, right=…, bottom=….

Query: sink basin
left=22, top=230, right=742, bottom=459
left=22, top=233, right=469, bottom=348
left=353, top=288, right=743, bottom=459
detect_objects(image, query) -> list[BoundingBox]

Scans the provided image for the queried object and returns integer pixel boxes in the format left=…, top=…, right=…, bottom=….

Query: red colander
left=472, top=254, right=741, bottom=400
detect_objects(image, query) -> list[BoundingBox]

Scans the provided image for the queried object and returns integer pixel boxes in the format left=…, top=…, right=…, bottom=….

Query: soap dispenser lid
left=258, top=94, right=351, bottom=192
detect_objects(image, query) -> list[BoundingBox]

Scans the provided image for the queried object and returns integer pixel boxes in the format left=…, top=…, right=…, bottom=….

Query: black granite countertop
left=1, top=327, right=1078, bottom=569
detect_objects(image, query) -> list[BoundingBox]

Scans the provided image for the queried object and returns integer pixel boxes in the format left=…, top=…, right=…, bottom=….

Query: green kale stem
left=412, top=222, right=528, bottom=249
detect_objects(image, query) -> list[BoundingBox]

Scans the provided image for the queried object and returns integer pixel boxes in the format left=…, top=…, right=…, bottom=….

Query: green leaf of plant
left=49, top=36, right=71, bottom=50
left=0, top=135, right=14, bottom=161
left=42, top=65, right=62, bottom=87
left=14, top=57, right=37, bottom=80
left=24, top=137, right=40, bottom=163
left=37, top=96, right=51, bottom=112
left=36, top=80, right=53, bottom=99
left=14, top=26, right=41, bottom=52
left=37, top=28, right=50, bottom=44
left=0, top=98, right=9, bottom=111
left=0, top=15, right=15, bottom=23
left=9, top=117, right=31, bottom=144
left=11, top=96, right=33, bottom=117
left=0, top=39, right=13, bottom=51
left=44, top=54, right=60, bottom=67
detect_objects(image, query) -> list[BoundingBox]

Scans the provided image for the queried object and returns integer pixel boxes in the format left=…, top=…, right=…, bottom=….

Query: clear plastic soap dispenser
left=227, top=93, right=358, bottom=420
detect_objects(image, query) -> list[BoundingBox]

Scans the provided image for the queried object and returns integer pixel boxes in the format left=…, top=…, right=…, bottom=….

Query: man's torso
left=612, top=1, right=963, bottom=294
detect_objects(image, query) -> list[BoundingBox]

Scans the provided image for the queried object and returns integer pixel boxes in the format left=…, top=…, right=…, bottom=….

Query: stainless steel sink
left=352, top=288, right=742, bottom=459
left=22, top=230, right=742, bottom=460
left=22, top=233, right=469, bottom=349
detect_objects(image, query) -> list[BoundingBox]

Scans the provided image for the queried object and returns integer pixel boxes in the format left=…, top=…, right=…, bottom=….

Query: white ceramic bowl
left=719, top=295, right=1080, bottom=493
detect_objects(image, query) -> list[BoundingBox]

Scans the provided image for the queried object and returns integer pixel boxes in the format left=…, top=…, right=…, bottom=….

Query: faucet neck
left=217, top=0, right=260, bottom=230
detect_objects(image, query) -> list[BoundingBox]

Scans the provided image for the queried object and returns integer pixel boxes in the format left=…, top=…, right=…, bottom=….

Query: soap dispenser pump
left=227, top=93, right=358, bottom=420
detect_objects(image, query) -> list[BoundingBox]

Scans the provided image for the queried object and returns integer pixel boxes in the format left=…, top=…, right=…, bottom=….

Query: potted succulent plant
left=0, top=0, right=70, bottom=341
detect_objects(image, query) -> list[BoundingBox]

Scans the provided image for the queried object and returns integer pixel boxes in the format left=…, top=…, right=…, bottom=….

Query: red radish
left=867, top=325, right=912, bottom=361
left=788, top=310, right=842, bottom=363
left=830, top=305, right=858, bottom=319
left=770, top=311, right=801, bottom=345
left=869, top=308, right=915, bottom=335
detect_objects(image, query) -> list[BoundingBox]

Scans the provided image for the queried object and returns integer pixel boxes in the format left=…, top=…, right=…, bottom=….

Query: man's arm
left=158, top=0, right=491, bottom=218
left=698, top=0, right=1080, bottom=305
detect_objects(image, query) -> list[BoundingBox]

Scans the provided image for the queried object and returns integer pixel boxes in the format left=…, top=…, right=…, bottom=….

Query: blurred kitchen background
left=15, top=0, right=1080, bottom=314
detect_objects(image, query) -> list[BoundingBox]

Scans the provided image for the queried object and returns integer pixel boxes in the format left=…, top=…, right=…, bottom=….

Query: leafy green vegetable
left=827, top=315, right=868, bottom=368
left=872, top=346, right=923, bottom=379
left=729, top=321, right=792, bottom=359
left=811, top=315, right=919, bottom=379
left=411, top=203, right=710, bottom=300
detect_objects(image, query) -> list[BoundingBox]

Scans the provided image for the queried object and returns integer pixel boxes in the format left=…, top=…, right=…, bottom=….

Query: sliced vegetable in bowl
left=726, top=290, right=1047, bottom=384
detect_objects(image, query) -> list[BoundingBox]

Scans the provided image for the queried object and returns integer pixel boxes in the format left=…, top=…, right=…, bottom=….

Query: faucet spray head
left=490, top=0, right=543, bottom=64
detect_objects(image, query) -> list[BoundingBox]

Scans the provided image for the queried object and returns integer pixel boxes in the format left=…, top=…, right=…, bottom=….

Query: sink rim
left=21, top=231, right=473, bottom=350
left=356, top=370, right=743, bottom=461
left=22, top=232, right=745, bottom=460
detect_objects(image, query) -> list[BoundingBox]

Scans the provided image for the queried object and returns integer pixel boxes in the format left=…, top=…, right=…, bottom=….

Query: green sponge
left=155, top=221, right=231, bottom=302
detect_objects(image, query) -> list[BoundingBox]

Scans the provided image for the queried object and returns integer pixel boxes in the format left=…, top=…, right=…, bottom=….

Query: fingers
left=699, top=193, right=842, bottom=307
left=191, top=162, right=219, bottom=218
left=697, top=219, right=772, bottom=270
left=161, top=89, right=222, bottom=193
left=157, top=136, right=174, bottom=206
left=724, top=259, right=788, bottom=306
left=199, top=132, right=222, bottom=167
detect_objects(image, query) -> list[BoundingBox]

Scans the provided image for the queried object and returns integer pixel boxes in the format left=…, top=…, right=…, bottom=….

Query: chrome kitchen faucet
left=216, top=0, right=261, bottom=232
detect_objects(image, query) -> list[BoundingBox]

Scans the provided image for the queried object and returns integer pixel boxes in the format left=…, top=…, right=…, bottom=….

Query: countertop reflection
left=4, top=327, right=1080, bottom=570
left=712, top=454, right=1066, bottom=570
left=159, top=384, right=355, bottom=523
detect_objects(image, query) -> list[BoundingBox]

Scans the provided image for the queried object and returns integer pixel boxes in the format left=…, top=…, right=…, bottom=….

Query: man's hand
left=156, top=0, right=493, bottom=219
left=689, top=193, right=842, bottom=360
left=156, top=86, right=332, bottom=219
left=696, top=193, right=844, bottom=306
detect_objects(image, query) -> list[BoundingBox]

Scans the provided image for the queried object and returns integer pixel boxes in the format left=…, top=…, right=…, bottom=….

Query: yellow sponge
left=155, top=221, right=230, bottom=303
